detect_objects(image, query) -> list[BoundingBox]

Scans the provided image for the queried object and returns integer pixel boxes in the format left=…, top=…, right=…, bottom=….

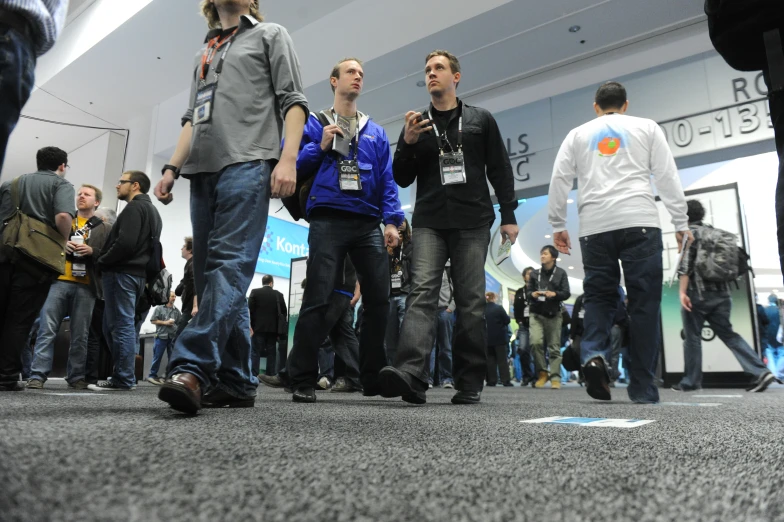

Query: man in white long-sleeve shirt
left=548, top=81, right=692, bottom=404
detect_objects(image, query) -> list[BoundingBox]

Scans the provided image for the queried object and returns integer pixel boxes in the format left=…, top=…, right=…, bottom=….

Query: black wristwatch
left=161, top=164, right=180, bottom=179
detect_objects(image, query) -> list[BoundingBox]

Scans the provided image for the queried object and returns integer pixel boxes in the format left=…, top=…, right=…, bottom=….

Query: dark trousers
left=394, top=226, right=490, bottom=392
left=579, top=227, right=663, bottom=403
left=0, top=24, right=35, bottom=172
left=516, top=327, right=535, bottom=381
left=486, top=344, right=510, bottom=385
left=85, top=299, right=111, bottom=384
left=251, top=332, right=278, bottom=376
left=765, top=70, right=784, bottom=283
left=328, top=301, right=360, bottom=386
left=0, top=263, right=52, bottom=383
left=287, top=215, right=389, bottom=390
left=173, top=309, right=191, bottom=341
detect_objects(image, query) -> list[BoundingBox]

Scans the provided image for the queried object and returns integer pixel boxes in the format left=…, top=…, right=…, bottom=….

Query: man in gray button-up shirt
left=153, top=1, right=308, bottom=414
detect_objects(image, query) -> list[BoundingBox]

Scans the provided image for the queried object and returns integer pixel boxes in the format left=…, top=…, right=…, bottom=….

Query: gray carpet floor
left=1, top=380, right=783, bottom=522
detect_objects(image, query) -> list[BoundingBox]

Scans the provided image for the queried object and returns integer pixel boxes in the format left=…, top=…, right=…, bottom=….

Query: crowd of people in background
left=1, top=0, right=782, bottom=413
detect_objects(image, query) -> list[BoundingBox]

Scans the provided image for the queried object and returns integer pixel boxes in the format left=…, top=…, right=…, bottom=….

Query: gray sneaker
left=747, top=372, right=776, bottom=393
left=26, top=379, right=44, bottom=389
left=67, top=380, right=89, bottom=390
left=331, top=377, right=361, bottom=393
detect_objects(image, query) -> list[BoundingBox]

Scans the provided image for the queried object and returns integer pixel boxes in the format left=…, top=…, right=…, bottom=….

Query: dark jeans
left=516, top=327, right=535, bottom=381
left=329, top=300, right=361, bottom=386
left=168, top=160, right=271, bottom=398
left=85, top=300, right=111, bottom=384
left=680, top=288, right=769, bottom=389
left=385, top=294, right=407, bottom=365
left=102, top=272, right=145, bottom=389
left=287, top=215, right=389, bottom=390
left=486, top=344, right=510, bottom=385
left=766, top=71, right=784, bottom=283
left=251, top=333, right=277, bottom=376
left=21, top=317, right=39, bottom=381
left=394, top=226, right=490, bottom=393
left=0, top=263, right=52, bottom=384
left=0, top=24, right=35, bottom=172
left=318, top=339, right=334, bottom=381
left=579, top=227, right=663, bottom=404
left=428, top=307, right=454, bottom=385
left=173, top=309, right=191, bottom=341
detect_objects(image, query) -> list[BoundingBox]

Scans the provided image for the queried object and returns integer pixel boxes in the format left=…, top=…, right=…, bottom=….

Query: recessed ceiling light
left=567, top=199, right=574, bottom=204
left=416, top=80, right=426, bottom=87
left=557, top=258, right=562, bottom=262
left=568, top=266, right=574, bottom=270
left=545, top=234, right=551, bottom=239
left=569, top=25, right=581, bottom=33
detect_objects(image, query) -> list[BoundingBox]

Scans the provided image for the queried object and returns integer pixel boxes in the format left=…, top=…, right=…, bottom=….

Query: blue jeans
left=22, top=318, right=39, bottom=381
left=102, top=272, right=146, bottom=389
left=287, top=213, right=389, bottom=390
left=395, top=226, right=490, bottom=392
left=168, top=160, right=270, bottom=398
left=149, top=337, right=174, bottom=379
left=30, top=281, right=96, bottom=384
left=385, top=294, right=407, bottom=365
left=680, top=288, right=769, bottom=389
left=579, top=227, right=663, bottom=404
left=0, top=24, right=35, bottom=172
left=428, top=308, right=454, bottom=384
left=516, top=327, right=535, bottom=380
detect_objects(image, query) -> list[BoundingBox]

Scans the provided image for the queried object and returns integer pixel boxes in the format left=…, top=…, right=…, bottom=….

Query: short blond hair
left=199, top=0, right=264, bottom=29
left=80, top=184, right=102, bottom=206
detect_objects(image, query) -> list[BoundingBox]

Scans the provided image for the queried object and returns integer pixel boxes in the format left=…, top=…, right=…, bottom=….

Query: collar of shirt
left=203, top=13, right=259, bottom=42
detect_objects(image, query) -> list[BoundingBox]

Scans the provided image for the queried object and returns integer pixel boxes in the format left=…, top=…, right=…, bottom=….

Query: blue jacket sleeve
left=377, top=127, right=404, bottom=227
left=294, top=114, right=327, bottom=181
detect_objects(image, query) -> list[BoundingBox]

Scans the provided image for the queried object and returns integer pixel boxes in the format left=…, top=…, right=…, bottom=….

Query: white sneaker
left=317, top=377, right=331, bottom=390
left=443, top=382, right=454, bottom=389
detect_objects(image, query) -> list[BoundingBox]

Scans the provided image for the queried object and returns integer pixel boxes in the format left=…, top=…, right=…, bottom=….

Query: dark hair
left=183, top=236, right=193, bottom=251
left=541, top=245, right=558, bottom=260
left=400, top=218, right=412, bottom=243
left=686, top=199, right=705, bottom=224
left=36, top=147, right=68, bottom=172
left=125, top=170, right=151, bottom=194
left=523, top=267, right=534, bottom=279
left=330, top=57, right=363, bottom=93
left=262, top=275, right=274, bottom=286
left=425, top=50, right=461, bottom=88
left=595, top=81, right=627, bottom=111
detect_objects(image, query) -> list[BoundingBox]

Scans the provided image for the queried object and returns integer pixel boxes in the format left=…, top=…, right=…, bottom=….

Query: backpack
left=281, top=111, right=333, bottom=222
left=143, top=214, right=171, bottom=306
left=693, top=225, right=751, bottom=283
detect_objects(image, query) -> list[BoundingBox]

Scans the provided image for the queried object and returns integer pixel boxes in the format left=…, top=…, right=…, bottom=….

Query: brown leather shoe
left=158, top=373, right=202, bottom=414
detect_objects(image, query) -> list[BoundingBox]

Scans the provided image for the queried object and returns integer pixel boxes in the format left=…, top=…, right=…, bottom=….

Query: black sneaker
left=0, top=381, right=25, bottom=392
left=583, top=358, right=611, bottom=401
left=292, top=387, right=317, bottom=403
left=451, top=391, right=481, bottom=404
left=747, top=372, right=776, bottom=393
left=671, top=384, right=701, bottom=392
left=87, top=381, right=132, bottom=391
left=202, top=388, right=255, bottom=408
left=379, top=366, right=426, bottom=404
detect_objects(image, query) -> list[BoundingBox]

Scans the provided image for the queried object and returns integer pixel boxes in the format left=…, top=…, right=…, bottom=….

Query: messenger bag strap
left=10, top=176, right=21, bottom=211
left=764, top=28, right=784, bottom=94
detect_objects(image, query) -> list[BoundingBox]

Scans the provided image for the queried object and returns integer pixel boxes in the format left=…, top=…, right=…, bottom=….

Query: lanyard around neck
left=428, top=102, right=462, bottom=154
left=332, top=110, right=361, bottom=160
left=539, top=268, right=555, bottom=288
left=200, top=28, right=238, bottom=83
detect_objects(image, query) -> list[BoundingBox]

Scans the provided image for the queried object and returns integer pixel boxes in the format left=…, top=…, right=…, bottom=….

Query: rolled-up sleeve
left=265, top=25, right=308, bottom=119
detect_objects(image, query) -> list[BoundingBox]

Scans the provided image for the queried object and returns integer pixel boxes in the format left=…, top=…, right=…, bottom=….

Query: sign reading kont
left=256, top=216, right=309, bottom=278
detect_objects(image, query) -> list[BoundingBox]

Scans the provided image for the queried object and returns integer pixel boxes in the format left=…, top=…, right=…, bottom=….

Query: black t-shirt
left=430, top=107, right=457, bottom=152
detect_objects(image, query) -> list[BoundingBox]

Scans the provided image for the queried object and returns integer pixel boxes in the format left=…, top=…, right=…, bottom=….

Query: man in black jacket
left=248, top=275, right=287, bottom=377
left=513, top=267, right=535, bottom=385
left=485, top=292, right=511, bottom=387
left=173, top=236, right=195, bottom=341
left=89, top=171, right=162, bottom=391
left=380, top=49, right=519, bottom=405
left=527, top=245, right=571, bottom=389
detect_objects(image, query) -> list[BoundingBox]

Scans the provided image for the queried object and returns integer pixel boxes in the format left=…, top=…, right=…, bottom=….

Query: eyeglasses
left=117, top=179, right=133, bottom=185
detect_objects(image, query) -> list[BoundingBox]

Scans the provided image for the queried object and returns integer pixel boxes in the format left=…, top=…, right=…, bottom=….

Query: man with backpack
left=284, top=57, right=403, bottom=403
left=675, top=199, right=776, bottom=393
left=90, top=171, right=162, bottom=391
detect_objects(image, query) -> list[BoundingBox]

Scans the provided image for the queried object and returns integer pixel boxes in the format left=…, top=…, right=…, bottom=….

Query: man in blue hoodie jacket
left=286, top=57, right=404, bottom=402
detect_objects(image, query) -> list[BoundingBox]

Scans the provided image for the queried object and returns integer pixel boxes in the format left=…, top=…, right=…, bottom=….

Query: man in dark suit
left=248, top=275, right=287, bottom=377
